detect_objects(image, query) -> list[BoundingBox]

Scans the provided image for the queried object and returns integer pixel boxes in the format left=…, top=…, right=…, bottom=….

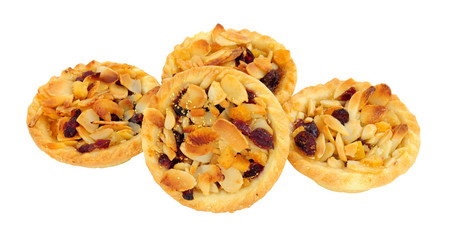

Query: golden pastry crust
left=162, top=24, right=297, bottom=104
left=142, top=66, right=289, bottom=212
left=27, top=60, right=160, bottom=168
left=283, top=78, right=420, bottom=192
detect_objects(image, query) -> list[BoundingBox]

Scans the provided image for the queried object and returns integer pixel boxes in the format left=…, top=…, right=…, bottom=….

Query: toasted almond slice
left=219, top=167, right=243, bottom=193
left=145, top=108, right=164, bottom=128
left=208, top=81, right=227, bottom=105
left=368, top=84, right=391, bottom=106
left=315, top=133, right=326, bottom=159
left=72, top=81, right=88, bottom=100
left=99, top=67, right=119, bottom=83
left=361, top=124, right=377, bottom=140
left=322, top=114, right=349, bottom=136
left=109, top=83, right=128, bottom=99
left=213, top=118, right=249, bottom=152
left=76, top=126, right=95, bottom=144
left=214, top=35, right=237, bottom=46
left=360, top=86, right=376, bottom=109
left=86, top=80, right=100, bottom=99
left=222, top=48, right=243, bottom=63
left=346, top=90, right=362, bottom=119
left=120, top=73, right=141, bottom=94
left=28, top=106, right=43, bottom=128
left=76, top=109, right=100, bottom=133
left=246, top=62, right=266, bottom=79
left=135, top=86, right=158, bottom=113
left=190, top=39, right=211, bottom=56
left=360, top=155, right=384, bottom=168
left=360, top=105, right=387, bottom=124
left=160, top=169, right=196, bottom=192
left=250, top=117, right=273, bottom=135
left=347, top=160, right=382, bottom=173
left=307, top=99, right=316, bottom=117
left=123, top=109, right=135, bottom=121
left=204, top=48, right=232, bottom=65
left=273, top=49, right=291, bottom=66
left=194, top=164, right=224, bottom=182
left=117, top=129, right=134, bottom=140
left=211, top=23, right=226, bottom=41
left=89, top=128, right=114, bottom=140
left=391, top=124, right=408, bottom=151
left=164, top=110, right=176, bottom=130
left=253, top=57, right=272, bottom=73
left=322, top=125, right=335, bottom=144
left=185, top=127, right=218, bottom=156
left=242, top=103, right=266, bottom=116
left=384, top=110, right=401, bottom=126
left=320, top=142, right=335, bottom=162
left=320, top=100, right=342, bottom=108
left=91, top=120, right=128, bottom=125
left=334, top=78, right=356, bottom=99
left=93, top=99, right=124, bottom=121
left=190, top=55, right=204, bottom=67
left=163, top=128, right=177, bottom=151
left=342, top=119, right=363, bottom=144
left=198, top=173, right=212, bottom=195
left=179, top=84, right=207, bottom=110
left=180, top=143, right=213, bottom=163
left=327, top=157, right=344, bottom=168
left=377, top=129, right=393, bottom=147
left=118, top=99, right=134, bottom=111
left=220, top=29, right=250, bottom=44
left=221, top=74, right=248, bottom=105
left=335, top=133, right=347, bottom=162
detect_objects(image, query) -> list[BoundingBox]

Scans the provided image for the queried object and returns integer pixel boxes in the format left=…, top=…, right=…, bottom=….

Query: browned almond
left=145, top=108, right=164, bottom=128
left=334, top=78, right=356, bottom=99
left=221, top=75, right=248, bottom=105
left=99, top=67, right=119, bottom=83
left=92, top=99, right=124, bottom=121
left=220, top=29, right=250, bottom=44
left=178, top=84, right=207, bottom=110
left=322, top=114, right=349, bottom=136
left=185, top=127, right=218, bottom=156
left=368, top=84, right=391, bottom=106
left=213, top=118, right=249, bottom=152
left=360, top=86, right=376, bottom=109
left=211, top=24, right=226, bottom=41
left=360, top=105, right=387, bottom=124
left=204, top=48, right=232, bottom=65
left=160, top=169, right=196, bottom=191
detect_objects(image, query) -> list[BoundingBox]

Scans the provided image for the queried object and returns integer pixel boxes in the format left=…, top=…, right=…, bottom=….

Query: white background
left=1, top=0, right=448, bottom=239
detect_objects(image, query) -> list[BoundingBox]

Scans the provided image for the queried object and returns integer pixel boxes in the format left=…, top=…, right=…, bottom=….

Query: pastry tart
left=162, top=24, right=297, bottom=104
left=142, top=66, right=289, bottom=212
left=283, top=78, right=420, bottom=192
left=27, top=60, right=160, bottom=167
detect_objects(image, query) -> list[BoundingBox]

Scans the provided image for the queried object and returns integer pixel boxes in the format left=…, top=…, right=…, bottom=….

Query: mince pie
left=162, top=24, right=297, bottom=104
left=142, top=66, right=289, bottom=212
left=283, top=78, right=420, bottom=192
left=27, top=60, right=160, bottom=167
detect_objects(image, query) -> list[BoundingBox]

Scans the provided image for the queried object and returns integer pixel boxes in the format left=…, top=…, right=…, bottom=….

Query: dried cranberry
left=77, top=144, right=96, bottom=153
left=75, top=71, right=95, bottom=82
left=173, top=89, right=189, bottom=117
left=235, top=52, right=245, bottom=66
left=293, top=119, right=319, bottom=138
left=294, top=131, right=316, bottom=156
left=110, top=114, right=121, bottom=121
left=182, top=189, right=194, bottom=200
left=215, top=104, right=225, bottom=113
left=245, top=89, right=256, bottom=104
left=233, top=119, right=252, bottom=136
left=331, top=108, right=349, bottom=125
left=129, top=113, right=144, bottom=125
left=249, top=128, right=274, bottom=149
left=158, top=154, right=172, bottom=169
left=244, top=48, right=255, bottom=64
left=260, top=69, right=281, bottom=92
left=63, top=109, right=81, bottom=138
left=94, top=139, right=110, bottom=149
left=243, top=162, right=264, bottom=178
left=173, top=131, right=184, bottom=148
left=337, top=87, right=356, bottom=101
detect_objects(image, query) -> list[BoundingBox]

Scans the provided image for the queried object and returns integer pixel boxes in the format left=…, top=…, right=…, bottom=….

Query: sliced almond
left=315, top=133, right=326, bottom=159
left=220, top=29, right=250, bottom=44
left=145, top=108, right=164, bottom=128
left=118, top=99, right=134, bottom=111
left=92, top=99, right=124, bottom=121
left=185, top=127, right=218, bottom=156
left=204, top=48, right=232, bottom=65
left=76, top=109, right=100, bottom=133
left=160, top=169, right=196, bottom=192
left=76, top=126, right=95, bottom=144
left=27, top=106, right=43, bottom=128
left=360, top=105, right=387, bottom=124
left=335, top=133, right=347, bottom=162
left=89, top=128, right=114, bottom=140
left=322, top=114, right=349, bottom=136
left=342, top=119, right=363, bottom=144
left=179, top=84, right=207, bottom=110
left=347, top=160, right=382, bottom=173
left=253, top=57, right=272, bottom=73
left=242, top=103, right=266, bottom=116
left=135, top=86, right=158, bottom=113
left=109, top=83, right=128, bottom=99
left=368, top=84, right=391, bottom=106
left=117, top=129, right=134, bottom=140
left=360, top=155, right=384, bottom=168
left=219, top=167, right=243, bottom=193
left=164, top=110, right=176, bottom=130
left=327, top=157, right=344, bottom=169
left=207, top=81, right=227, bottom=105
left=220, top=74, right=248, bottom=105
left=250, top=117, right=273, bottom=135
left=334, top=78, right=356, bottom=99
left=361, top=124, right=377, bottom=140
left=307, top=99, right=316, bottom=117
left=120, top=73, right=141, bottom=94
left=180, top=143, right=213, bottom=163
left=360, top=86, right=376, bottom=109
left=91, top=120, right=128, bottom=126
left=163, top=128, right=177, bottom=151
left=246, top=62, right=266, bottom=79
left=214, top=35, right=238, bottom=46
left=391, top=124, right=408, bottom=151
left=346, top=90, right=362, bottom=119
left=99, top=67, right=119, bottom=83
left=211, top=23, right=226, bottom=41
left=190, top=39, right=211, bottom=56
left=213, top=118, right=249, bottom=152
left=320, top=142, right=336, bottom=162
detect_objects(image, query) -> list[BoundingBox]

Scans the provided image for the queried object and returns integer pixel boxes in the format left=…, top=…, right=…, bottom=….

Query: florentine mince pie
left=27, top=60, right=160, bottom=167
left=162, top=24, right=297, bottom=104
left=142, top=66, right=289, bottom=212
left=282, top=78, right=420, bottom=193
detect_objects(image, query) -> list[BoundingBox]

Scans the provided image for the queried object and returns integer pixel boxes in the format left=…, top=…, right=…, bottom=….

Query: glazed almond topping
left=166, top=24, right=290, bottom=94
left=291, top=79, right=409, bottom=173
left=29, top=61, right=159, bottom=153
left=150, top=80, right=275, bottom=200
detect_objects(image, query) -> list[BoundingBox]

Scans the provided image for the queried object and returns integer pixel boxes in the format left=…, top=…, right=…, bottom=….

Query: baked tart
left=283, top=78, right=420, bottom=192
left=27, top=60, right=160, bottom=167
left=142, top=66, right=289, bottom=212
left=162, top=24, right=297, bottom=104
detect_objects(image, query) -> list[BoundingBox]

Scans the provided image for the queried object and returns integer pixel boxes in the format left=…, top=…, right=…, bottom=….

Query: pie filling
left=290, top=79, right=409, bottom=173
left=28, top=61, right=158, bottom=153
left=167, top=24, right=292, bottom=94
left=147, top=76, right=276, bottom=200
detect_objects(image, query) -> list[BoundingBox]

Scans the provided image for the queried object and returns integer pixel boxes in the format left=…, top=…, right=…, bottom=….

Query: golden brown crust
left=142, top=66, right=289, bottom=212
left=162, top=24, right=297, bottom=104
left=283, top=79, right=420, bottom=192
left=27, top=60, right=160, bottom=168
